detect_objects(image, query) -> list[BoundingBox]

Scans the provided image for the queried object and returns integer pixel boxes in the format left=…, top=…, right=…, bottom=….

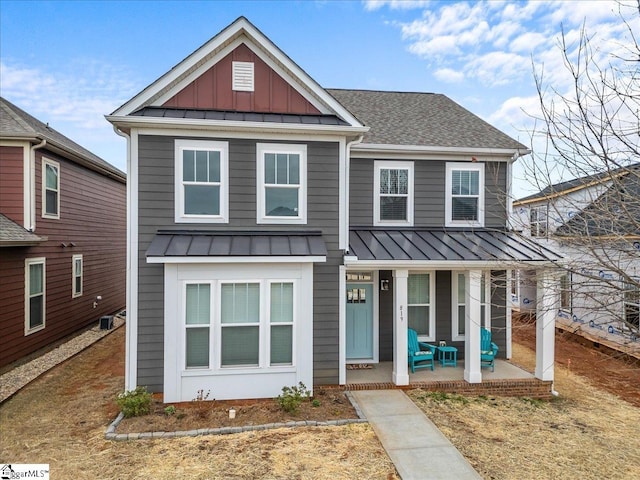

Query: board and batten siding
left=136, top=135, right=342, bottom=390
left=349, top=158, right=508, bottom=228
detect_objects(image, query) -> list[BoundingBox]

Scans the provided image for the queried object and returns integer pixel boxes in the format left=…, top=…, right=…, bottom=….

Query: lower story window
left=221, top=283, right=260, bottom=367
left=25, top=258, right=46, bottom=334
left=453, top=272, right=490, bottom=340
left=185, top=283, right=211, bottom=368
left=408, top=272, right=434, bottom=340
left=560, top=273, right=572, bottom=313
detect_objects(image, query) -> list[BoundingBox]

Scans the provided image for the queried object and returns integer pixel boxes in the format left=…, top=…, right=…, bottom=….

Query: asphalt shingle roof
left=327, top=89, right=526, bottom=150
left=0, top=214, right=46, bottom=246
left=1, top=97, right=125, bottom=180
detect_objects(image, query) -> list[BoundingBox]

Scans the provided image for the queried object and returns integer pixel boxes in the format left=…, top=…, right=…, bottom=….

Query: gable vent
left=232, top=61, right=254, bottom=92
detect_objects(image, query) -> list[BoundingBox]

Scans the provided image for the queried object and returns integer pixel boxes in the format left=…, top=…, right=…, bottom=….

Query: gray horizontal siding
left=349, top=158, right=508, bottom=228
left=136, top=135, right=341, bottom=391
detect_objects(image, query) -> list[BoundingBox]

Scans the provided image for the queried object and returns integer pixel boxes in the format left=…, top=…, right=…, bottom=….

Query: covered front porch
left=339, top=229, right=562, bottom=392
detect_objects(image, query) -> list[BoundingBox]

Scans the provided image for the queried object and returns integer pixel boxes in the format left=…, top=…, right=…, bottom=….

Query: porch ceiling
left=348, top=229, right=561, bottom=263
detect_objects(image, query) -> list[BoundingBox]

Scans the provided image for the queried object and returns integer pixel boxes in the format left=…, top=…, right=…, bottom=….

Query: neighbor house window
left=452, top=272, right=491, bottom=340
left=408, top=272, right=434, bottom=341
left=559, top=273, right=572, bottom=313
left=257, top=143, right=307, bottom=224
left=185, top=283, right=211, bottom=368
left=175, top=140, right=228, bottom=223
left=25, top=258, right=46, bottom=335
left=72, top=254, right=83, bottom=298
left=374, top=161, right=414, bottom=226
left=445, top=163, right=484, bottom=227
left=42, top=158, right=60, bottom=219
left=530, top=205, right=548, bottom=237
left=623, top=279, right=639, bottom=329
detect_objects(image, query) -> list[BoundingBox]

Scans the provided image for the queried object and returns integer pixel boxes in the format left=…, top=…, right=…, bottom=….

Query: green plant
left=116, top=386, right=152, bottom=418
left=276, top=382, right=311, bottom=413
left=164, top=405, right=176, bottom=416
left=312, top=399, right=321, bottom=408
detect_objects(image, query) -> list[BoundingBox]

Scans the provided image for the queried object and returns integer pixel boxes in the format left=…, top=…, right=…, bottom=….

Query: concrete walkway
left=352, top=390, right=482, bottom=480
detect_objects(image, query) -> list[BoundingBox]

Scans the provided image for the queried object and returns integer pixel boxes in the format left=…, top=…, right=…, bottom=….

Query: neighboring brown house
left=0, top=97, right=126, bottom=368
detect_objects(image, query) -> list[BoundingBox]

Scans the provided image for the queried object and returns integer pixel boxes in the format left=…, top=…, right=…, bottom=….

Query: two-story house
left=513, top=164, right=640, bottom=339
left=107, top=17, right=560, bottom=402
left=0, top=97, right=126, bottom=368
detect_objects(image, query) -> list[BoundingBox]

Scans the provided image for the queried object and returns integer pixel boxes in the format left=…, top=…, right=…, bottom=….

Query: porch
left=345, top=360, right=553, bottom=399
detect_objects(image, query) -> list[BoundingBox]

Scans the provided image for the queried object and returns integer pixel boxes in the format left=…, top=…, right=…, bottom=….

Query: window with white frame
left=623, top=278, right=639, bottom=329
left=257, top=143, right=306, bottom=224
left=559, top=272, right=572, bottom=313
left=270, top=282, right=294, bottom=365
left=72, top=254, right=83, bottom=298
left=445, top=163, right=484, bottom=227
left=42, top=158, right=60, bottom=219
left=530, top=205, right=548, bottom=237
left=408, top=273, right=434, bottom=341
left=452, top=272, right=490, bottom=340
left=374, top=161, right=414, bottom=226
left=175, top=140, right=228, bottom=223
left=221, top=282, right=261, bottom=367
left=185, top=283, right=211, bottom=368
left=25, top=258, right=46, bottom=334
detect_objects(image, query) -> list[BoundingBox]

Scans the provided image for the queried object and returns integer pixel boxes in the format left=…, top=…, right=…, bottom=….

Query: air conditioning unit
left=99, top=315, right=114, bottom=330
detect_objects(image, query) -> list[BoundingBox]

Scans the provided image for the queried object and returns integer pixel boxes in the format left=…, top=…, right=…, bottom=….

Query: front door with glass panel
left=346, top=283, right=374, bottom=360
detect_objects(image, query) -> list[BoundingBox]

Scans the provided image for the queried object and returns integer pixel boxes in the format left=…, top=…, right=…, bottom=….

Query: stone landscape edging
left=105, top=391, right=368, bottom=441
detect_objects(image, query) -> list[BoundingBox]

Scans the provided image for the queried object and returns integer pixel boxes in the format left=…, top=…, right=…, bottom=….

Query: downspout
left=28, top=139, right=47, bottom=231
left=344, top=134, right=364, bottom=254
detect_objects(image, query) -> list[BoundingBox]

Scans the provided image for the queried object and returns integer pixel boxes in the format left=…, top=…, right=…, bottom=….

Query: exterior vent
left=232, top=61, right=254, bottom=92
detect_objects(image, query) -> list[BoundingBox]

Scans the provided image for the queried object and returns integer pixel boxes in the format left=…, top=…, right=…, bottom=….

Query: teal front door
left=346, top=284, right=374, bottom=360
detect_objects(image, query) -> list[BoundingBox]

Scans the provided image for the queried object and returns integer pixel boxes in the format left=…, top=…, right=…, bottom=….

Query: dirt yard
left=1, top=319, right=639, bottom=479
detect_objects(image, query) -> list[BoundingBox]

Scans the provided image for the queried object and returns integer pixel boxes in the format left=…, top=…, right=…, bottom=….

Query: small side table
left=438, top=346, right=458, bottom=367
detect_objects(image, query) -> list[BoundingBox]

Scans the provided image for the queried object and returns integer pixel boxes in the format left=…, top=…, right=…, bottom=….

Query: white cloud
left=363, top=0, right=431, bottom=11
left=465, top=51, right=530, bottom=86
left=509, top=31, right=548, bottom=53
left=433, top=67, right=465, bottom=83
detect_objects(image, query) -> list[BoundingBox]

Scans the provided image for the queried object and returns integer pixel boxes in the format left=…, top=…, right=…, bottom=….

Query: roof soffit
left=110, top=17, right=364, bottom=128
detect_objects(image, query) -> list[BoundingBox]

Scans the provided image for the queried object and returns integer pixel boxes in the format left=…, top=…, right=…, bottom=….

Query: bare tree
left=514, top=1, right=640, bottom=339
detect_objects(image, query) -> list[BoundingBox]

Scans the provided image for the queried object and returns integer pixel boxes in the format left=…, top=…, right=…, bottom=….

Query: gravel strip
left=0, top=313, right=125, bottom=403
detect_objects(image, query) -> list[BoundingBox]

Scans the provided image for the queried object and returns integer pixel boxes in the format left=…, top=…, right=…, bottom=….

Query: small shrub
left=192, top=389, right=213, bottom=418
left=276, top=382, right=311, bottom=413
left=116, top=386, right=152, bottom=418
left=312, top=399, right=321, bottom=408
left=164, top=405, right=176, bottom=416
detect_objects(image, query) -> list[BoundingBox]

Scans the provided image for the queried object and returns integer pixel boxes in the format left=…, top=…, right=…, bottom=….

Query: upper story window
left=175, top=140, right=228, bottom=223
left=72, top=254, right=83, bottom=298
left=25, top=257, right=46, bottom=335
left=530, top=205, right=548, bottom=237
left=257, top=143, right=307, bottom=224
left=445, top=163, right=484, bottom=227
left=374, top=161, right=414, bottom=226
left=42, top=158, right=60, bottom=219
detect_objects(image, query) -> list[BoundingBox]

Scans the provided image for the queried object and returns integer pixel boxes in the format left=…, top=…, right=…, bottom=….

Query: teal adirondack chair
left=480, top=327, right=499, bottom=371
left=408, top=328, right=436, bottom=373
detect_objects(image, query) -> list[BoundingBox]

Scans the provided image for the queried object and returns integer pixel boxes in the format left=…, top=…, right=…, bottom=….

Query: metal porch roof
left=349, top=229, right=561, bottom=263
left=146, top=230, right=327, bottom=258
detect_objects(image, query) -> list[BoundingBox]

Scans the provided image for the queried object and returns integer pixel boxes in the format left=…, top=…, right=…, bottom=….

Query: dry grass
left=409, top=342, right=640, bottom=480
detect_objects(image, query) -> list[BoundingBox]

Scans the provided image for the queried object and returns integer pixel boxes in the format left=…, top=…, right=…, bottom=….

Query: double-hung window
left=42, top=158, right=60, bottom=219
left=185, top=283, right=211, bottom=368
left=221, top=283, right=261, bottom=367
left=374, top=161, right=414, bottom=226
left=559, top=273, right=572, bottom=313
left=25, top=258, right=46, bottom=335
left=623, top=278, right=639, bottom=329
left=257, top=143, right=306, bottom=224
left=72, top=254, right=83, bottom=298
left=408, top=273, right=434, bottom=341
left=452, top=272, right=491, bottom=340
left=175, top=140, right=228, bottom=223
left=270, top=282, right=294, bottom=365
left=446, top=163, right=484, bottom=227
left=530, top=205, right=548, bottom=237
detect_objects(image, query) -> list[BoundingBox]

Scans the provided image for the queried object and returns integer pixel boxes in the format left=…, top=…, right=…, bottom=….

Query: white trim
left=124, top=127, right=351, bottom=143
left=0, top=141, right=34, bottom=229
left=407, top=271, right=436, bottom=342
left=506, top=270, right=513, bottom=359
left=41, top=157, right=60, bottom=219
left=373, top=160, right=414, bottom=227
left=147, top=255, right=326, bottom=264
left=392, top=269, right=409, bottom=385
left=126, top=129, right=139, bottom=390
left=24, top=257, right=46, bottom=335
left=107, top=115, right=368, bottom=136
left=339, top=265, right=346, bottom=385
left=464, top=269, right=483, bottom=383
left=256, top=143, right=307, bottom=224
left=339, top=138, right=347, bottom=250
left=174, top=139, right=229, bottom=223
left=72, top=254, right=83, bottom=298
left=445, top=162, right=485, bottom=228
left=451, top=272, right=466, bottom=342
left=352, top=143, right=528, bottom=160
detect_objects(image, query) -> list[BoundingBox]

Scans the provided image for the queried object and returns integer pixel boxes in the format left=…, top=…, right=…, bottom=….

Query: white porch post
left=536, top=269, right=557, bottom=382
left=392, top=269, right=409, bottom=385
left=464, top=269, right=482, bottom=383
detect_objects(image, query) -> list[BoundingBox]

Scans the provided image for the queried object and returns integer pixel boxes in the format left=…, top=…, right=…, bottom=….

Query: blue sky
left=1, top=0, right=636, bottom=196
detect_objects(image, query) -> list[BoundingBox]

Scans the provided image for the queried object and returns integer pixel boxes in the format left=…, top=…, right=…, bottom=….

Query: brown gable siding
left=0, top=145, right=25, bottom=226
left=0, top=149, right=126, bottom=368
left=163, top=43, right=321, bottom=115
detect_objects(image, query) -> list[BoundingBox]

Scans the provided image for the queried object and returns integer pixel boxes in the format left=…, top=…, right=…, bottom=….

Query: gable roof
left=0, top=214, right=46, bottom=246
left=515, top=163, right=640, bottom=204
left=327, top=89, right=527, bottom=151
left=1, top=97, right=125, bottom=182
left=109, top=17, right=365, bottom=131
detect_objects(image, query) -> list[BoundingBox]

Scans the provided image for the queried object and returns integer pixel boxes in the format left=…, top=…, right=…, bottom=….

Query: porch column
left=464, top=269, right=482, bottom=383
left=392, top=269, right=409, bottom=385
left=536, top=269, right=557, bottom=382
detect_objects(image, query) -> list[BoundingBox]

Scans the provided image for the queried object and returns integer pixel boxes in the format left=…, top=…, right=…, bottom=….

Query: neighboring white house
left=512, top=164, right=640, bottom=339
